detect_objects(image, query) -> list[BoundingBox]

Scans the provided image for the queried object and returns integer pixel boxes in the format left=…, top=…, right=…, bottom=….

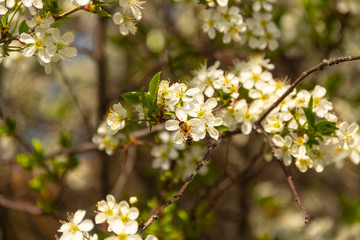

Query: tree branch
left=256, top=55, right=360, bottom=125
left=0, top=5, right=88, bottom=44
left=139, top=138, right=219, bottom=233
left=258, top=126, right=310, bottom=223
left=0, top=195, right=43, bottom=215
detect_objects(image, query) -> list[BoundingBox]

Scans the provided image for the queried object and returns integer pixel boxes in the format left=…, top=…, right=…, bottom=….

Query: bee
left=178, top=121, right=193, bottom=145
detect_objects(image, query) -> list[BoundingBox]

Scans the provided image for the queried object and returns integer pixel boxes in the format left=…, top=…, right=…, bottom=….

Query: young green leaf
left=314, top=120, right=338, bottom=136
left=122, top=91, right=141, bottom=104
left=16, top=154, right=34, bottom=170
left=149, top=71, right=161, bottom=107
left=215, top=125, right=229, bottom=132
left=0, top=118, right=16, bottom=136
left=308, top=95, right=314, bottom=111
left=59, top=132, right=72, bottom=148
left=18, top=20, right=29, bottom=34
left=94, top=6, right=112, bottom=17
left=302, top=107, right=315, bottom=129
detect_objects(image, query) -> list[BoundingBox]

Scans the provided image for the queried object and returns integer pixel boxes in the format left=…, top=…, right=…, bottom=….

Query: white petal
left=217, top=0, right=228, bottom=7
left=23, top=46, right=36, bottom=57
left=0, top=5, right=8, bottom=15
left=76, top=0, right=90, bottom=5
left=125, top=221, right=138, bottom=235
left=33, top=0, right=43, bottom=8
left=131, top=6, right=142, bottom=21
left=22, top=0, right=31, bottom=7
left=62, top=32, right=75, bottom=45
left=113, top=12, right=123, bottom=25
left=128, top=235, right=142, bottom=240
left=78, top=219, right=94, bottom=232
left=20, top=33, right=34, bottom=44
left=348, top=122, right=359, bottom=135
left=165, top=120, right=179, bottom=131
left=120, top=25, right=129, bottom=36
left=73, top=210, right=86, bottom=224
left=128, top=207, right=139, bottom=220
left=241, top=122, right=252, bottom=135
left=175, top=108, right=188, bottom=121
left=38, top=49, right=51, bottom=63
left=186, top=87, right=200, bottom=96
left=272, top=134, right=284, bottom=147
left=208, top=127, right=219, bottom=140
left=95, top=213, right=106, bottom=224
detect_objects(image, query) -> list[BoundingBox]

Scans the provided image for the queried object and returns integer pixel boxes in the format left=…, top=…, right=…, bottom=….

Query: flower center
left=121, top=215, right=130, bottom=223
left=70, top=224, right=78, bottom=233
left=118, top=234, right=128, bottom=240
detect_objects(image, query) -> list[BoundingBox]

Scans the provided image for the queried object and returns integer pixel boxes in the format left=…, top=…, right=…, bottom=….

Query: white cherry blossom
left=58, top=210, right=94, bottom=240
left=106, top=103, right=127, bottom=133
left=273, top=135, right=293, bottom=166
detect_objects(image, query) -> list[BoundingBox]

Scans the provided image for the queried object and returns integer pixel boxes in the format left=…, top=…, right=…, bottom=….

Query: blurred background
left=1, top=0, right=360, bottom=239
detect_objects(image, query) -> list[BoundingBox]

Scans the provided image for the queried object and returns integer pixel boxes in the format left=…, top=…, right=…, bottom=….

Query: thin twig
left=139, top=139, right=219, bottom=233
left=256, top=55, right=360, bottom=126
left=0, top=125, right=164, bottom=164
left=12, top=133, right=33, bottom=153
left=0, top=195, right=43, bottom=215
left=258, top=126, right=310, bottom=223
left=0, top=5, right=87, bottom=44
left=58, top=69, right=93, bottom=137
left=111, top=146, right=137, bottom=198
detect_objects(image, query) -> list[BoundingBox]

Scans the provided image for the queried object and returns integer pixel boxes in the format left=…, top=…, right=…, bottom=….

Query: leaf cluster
left=122, top=72, right=163, bottom=125
left=302, top=96, right=338, bottom=150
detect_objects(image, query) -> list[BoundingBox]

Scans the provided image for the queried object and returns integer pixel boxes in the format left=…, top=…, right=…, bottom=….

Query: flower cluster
left=199, top=0, right=280, bottom=50
left=92, top=122, right=120, bottom=155
left=93, top=53, right=360, bottom=174
left=160, top=81, right=223, bottom=145
left=57, top=195, right=158, bottom=240
left=189, top=54, right=360, bottom=173
left=268, top=86, right=360, bottom=173
left=19, top=16, right=77, bottom=74
left=202, top=5, right=246, bottom=44
left=113, top=0, right=146, bottom=36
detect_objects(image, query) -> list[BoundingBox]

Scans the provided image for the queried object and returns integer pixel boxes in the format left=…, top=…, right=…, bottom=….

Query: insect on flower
left=179, top=121, right=193, bottom=145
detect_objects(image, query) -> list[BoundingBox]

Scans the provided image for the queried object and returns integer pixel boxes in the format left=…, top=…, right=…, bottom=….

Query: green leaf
left=122, top=91, right=141, bottom=104
left=32, top=139, right=44, bottom=156
left=140, top=88, right=152, bottom=109
left=59, top=132, right=72, bottom=148
left=29, top=175, right=45, bottom=193
left=308, top=95, right=314, bottom=111
left=302, top=107, right=315, bottom=129
left=16, top=154, right=34, bottom=170
left=94, top=6, right=112, bottom=17
left=314, top=120, right=338, bottom=136
left=0, top=118, right=16, bottom=136
left=19, top=20, right=29, bottom=34
left=215, top=125, right=229, bottom=132
left=42, top=0, right=61, bottom=14
left=18, top=20, right=29, bottom=34
left=32, top=139, right=44, bottom=165
left=306, top=138, right=320, bottom=149
left=149, top=72, right=161, bottom=107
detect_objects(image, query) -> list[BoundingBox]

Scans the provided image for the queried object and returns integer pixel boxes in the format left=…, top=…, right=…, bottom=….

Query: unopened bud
left=129, top=196, right=138, bottom=205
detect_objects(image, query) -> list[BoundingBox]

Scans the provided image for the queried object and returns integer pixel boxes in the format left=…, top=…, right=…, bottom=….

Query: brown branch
left=139, top=138, right=219, bottom=233
left=111, top=146, right=137, bottom=198
left=12, top=133, right=33, bottom=153
left=0, top=195, right=43, bottom=215
left=0, top=5, right=88, bottom=44
left=256, top=55, right=360, bottom=126
left=258, top=126, right=310, bottom=223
